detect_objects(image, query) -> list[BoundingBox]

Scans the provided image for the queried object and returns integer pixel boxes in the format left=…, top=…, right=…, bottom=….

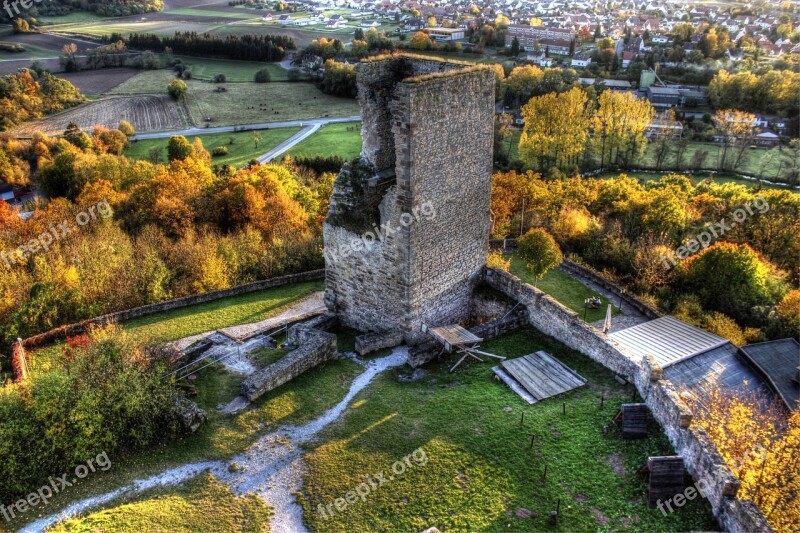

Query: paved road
left=257, top=122, right=321, bottom=163
left=130, top=115, right=360, bottom=140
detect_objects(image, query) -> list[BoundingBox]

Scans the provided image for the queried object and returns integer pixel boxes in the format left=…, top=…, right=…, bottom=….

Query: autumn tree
left=591, top=90, right=655, bottom=168
left=167, top=135, right=192, bottom=161
left=712, top=109, right=758, bottom=172
left=519, top=87, right=591, bottom=174
left=517, top=227, right=563, bottom=286
left=409, top=31, right=433, bottom=51
left=682, top=382, right=799, bottom=532
left=167, top=78, right=188, bottom=100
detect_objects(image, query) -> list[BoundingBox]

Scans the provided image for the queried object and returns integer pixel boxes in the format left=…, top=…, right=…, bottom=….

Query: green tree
left=167, top=78, right=188, bottom=100
left=254, top=68, right=271, bottom=83
left=510, top=36, right=520, bottom=57
left=679, top=242, right=776, bottom=322
left=167, top=135, right=192, bottom=161
left=517, top=228, right=563, bottom=286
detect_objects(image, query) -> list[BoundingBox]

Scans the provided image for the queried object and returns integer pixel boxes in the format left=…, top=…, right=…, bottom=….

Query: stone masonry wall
left=324, top=55, right=495, bottom=344
left=482, top=266, right=771, bottom=532
left=241, top=321, right=337, bottom=402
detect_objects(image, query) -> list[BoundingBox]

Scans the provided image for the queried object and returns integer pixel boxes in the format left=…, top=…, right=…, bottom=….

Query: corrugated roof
left=609, top=315, right=729, bottom=368
left=664, top=343, right=765, bottom=399
left=740, top=339, right=800, bottom=411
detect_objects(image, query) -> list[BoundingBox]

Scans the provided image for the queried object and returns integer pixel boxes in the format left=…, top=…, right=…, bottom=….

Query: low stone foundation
left=355, top=331, right=404, bottom=356
left=241, top=320, right=337, bottom=402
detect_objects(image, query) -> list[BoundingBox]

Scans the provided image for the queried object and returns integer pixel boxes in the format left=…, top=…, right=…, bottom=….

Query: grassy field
left=163, top=8, right=253, bottom=18
left=51, top=474, right=272, bottom=532
left=14, top=345, right=363, bottom=531
left=27, top=279, right=323, bottom=376
left=173, top=56, right=291, bottom=82
left=595, top=170, right=799, bottom=192
left=110, top=71, right=358, bottom=126
left=125, top=126, right=302, bottom=167
left=507, top=254, right=617, bottom=323
left=183, top=81, right=359, bottom=127
left=287, top=122, right=362, bottom=160
left=299, top=326, right=717, bottom=532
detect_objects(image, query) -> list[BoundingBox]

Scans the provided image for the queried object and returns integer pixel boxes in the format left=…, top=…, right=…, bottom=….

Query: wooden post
left=542, top=464, right=547, bottom=480
left=520, top=412, right=524, bottom=425
left=562, top=403, right=566, bottom=416
left=556, top=499, right=561, bottom=515
left=530, top=434, right=535, bottom=448
left=600, top=394, right=604, bottom=409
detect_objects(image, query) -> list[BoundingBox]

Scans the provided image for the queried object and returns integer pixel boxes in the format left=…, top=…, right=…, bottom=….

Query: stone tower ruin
left=323, top=54, right=495, bottom=345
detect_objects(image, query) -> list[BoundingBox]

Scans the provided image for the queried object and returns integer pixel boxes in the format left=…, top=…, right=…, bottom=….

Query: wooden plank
left=536, top=351, right=588, bottom=386
left=502, top=358, right=560, bottom=399
left=505, top=358, right=563, bottom=399
left=492, top=366, right=536, bottom=404
left=530, top=353, right=584, bottom=390
left=647, top=456, right=685, bottom=508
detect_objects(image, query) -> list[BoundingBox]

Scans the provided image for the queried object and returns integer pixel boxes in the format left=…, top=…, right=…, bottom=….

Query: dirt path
left=20, top=348, right=408, bottom=533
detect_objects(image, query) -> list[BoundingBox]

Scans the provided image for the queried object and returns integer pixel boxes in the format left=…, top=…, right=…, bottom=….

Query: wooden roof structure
left=739, top=339, right=800, bottom=411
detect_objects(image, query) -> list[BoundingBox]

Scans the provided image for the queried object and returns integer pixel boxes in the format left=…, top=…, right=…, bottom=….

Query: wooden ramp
left=499, top=351, right=587, bottom=402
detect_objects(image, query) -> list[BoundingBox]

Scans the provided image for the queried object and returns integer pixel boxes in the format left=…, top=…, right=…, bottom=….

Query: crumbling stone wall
left=324, top=55, right=495, bottom=344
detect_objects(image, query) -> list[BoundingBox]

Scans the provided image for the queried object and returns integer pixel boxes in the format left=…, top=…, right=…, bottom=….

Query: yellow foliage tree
left=683, top=383, right=799, bottom=532
left=519, top=87, right=591, bottom=172
left=409, top=31, right=433, bottom=50
left=591, top=90, right=655, bottom=168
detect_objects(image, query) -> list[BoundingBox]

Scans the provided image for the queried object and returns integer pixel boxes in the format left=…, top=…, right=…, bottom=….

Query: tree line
left=490, top=171, right=800, bottom=345
left=0, top=123, right=332, bottom=354
left=0, top=70, right=84, bottom=132
left=116, top=32, right=296, bottom=62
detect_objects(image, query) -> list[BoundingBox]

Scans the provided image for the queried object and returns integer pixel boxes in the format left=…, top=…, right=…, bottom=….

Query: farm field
left=9, top=94, right=185, bottom=136
left=183, top=81, right=359, bottom=127
left=57, top=68, right=141, bottom=94
left=125, top=126, right=303, bottom=167
left=110, top=69, right=180, bottom=93
left=287, top=122, right=362, bottom=160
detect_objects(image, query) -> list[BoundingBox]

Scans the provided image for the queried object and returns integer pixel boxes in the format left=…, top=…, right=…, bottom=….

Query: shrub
left=167, top=78, right=188, bottom=100
left=254, top=68, right=271, bottom=83
left=213, top=73, right=226, bottom=83
left=487, top=250, right=510, bottom=272
left=0, top=326, right=181, bottom=503
left=212, top=146, right=229, bottom=157
left=517, top=227, right=563, bottom=286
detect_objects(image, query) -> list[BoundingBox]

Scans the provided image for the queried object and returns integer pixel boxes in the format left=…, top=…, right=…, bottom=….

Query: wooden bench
left=612, top=403, right=649, bottom=439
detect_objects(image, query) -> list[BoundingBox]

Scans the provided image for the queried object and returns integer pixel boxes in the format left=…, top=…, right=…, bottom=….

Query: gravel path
left=21, top=348, right=409, bottom=533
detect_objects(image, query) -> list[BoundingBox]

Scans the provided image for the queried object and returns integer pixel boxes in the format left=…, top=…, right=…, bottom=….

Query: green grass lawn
left=287, top=122, right=362, bottom=160
left=173, top=56, right=291, bottom=82
left=299, top=326, right=717, bottom=532
left=36, top=11, right=109, bottom=26
left=123, top=279, right=323, bottom=343
left=163, top=8, right=254, bottom=18
left=125, top=126, right=302, bottom=167
left=507, top=254, right=617, bottom=323
left=51, top=474, right=272, bottom=532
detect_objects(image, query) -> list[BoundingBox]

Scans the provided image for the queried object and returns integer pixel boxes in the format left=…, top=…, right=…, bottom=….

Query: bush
left=212, top=146, right=229, bottom=157
left=213, top=73, right=226, bottom=83
left=254, top=68, right=271, bottom=83
left=290, top=154, right=344, bottom=174
left=287, top=68, right=301, bottom=82
left=167, top=78, right=188, bottom=100
left=0, top=326, right=181, bottom=503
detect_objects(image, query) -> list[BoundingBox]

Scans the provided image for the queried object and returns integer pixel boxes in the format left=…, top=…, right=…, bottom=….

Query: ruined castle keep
left=323, top=55, right=495, bottom=344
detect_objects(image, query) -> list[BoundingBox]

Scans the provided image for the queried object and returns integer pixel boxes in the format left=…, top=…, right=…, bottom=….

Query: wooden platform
left=426, top=324, right=482, bottom=353
left=498, top=351, right=587, bottom=402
